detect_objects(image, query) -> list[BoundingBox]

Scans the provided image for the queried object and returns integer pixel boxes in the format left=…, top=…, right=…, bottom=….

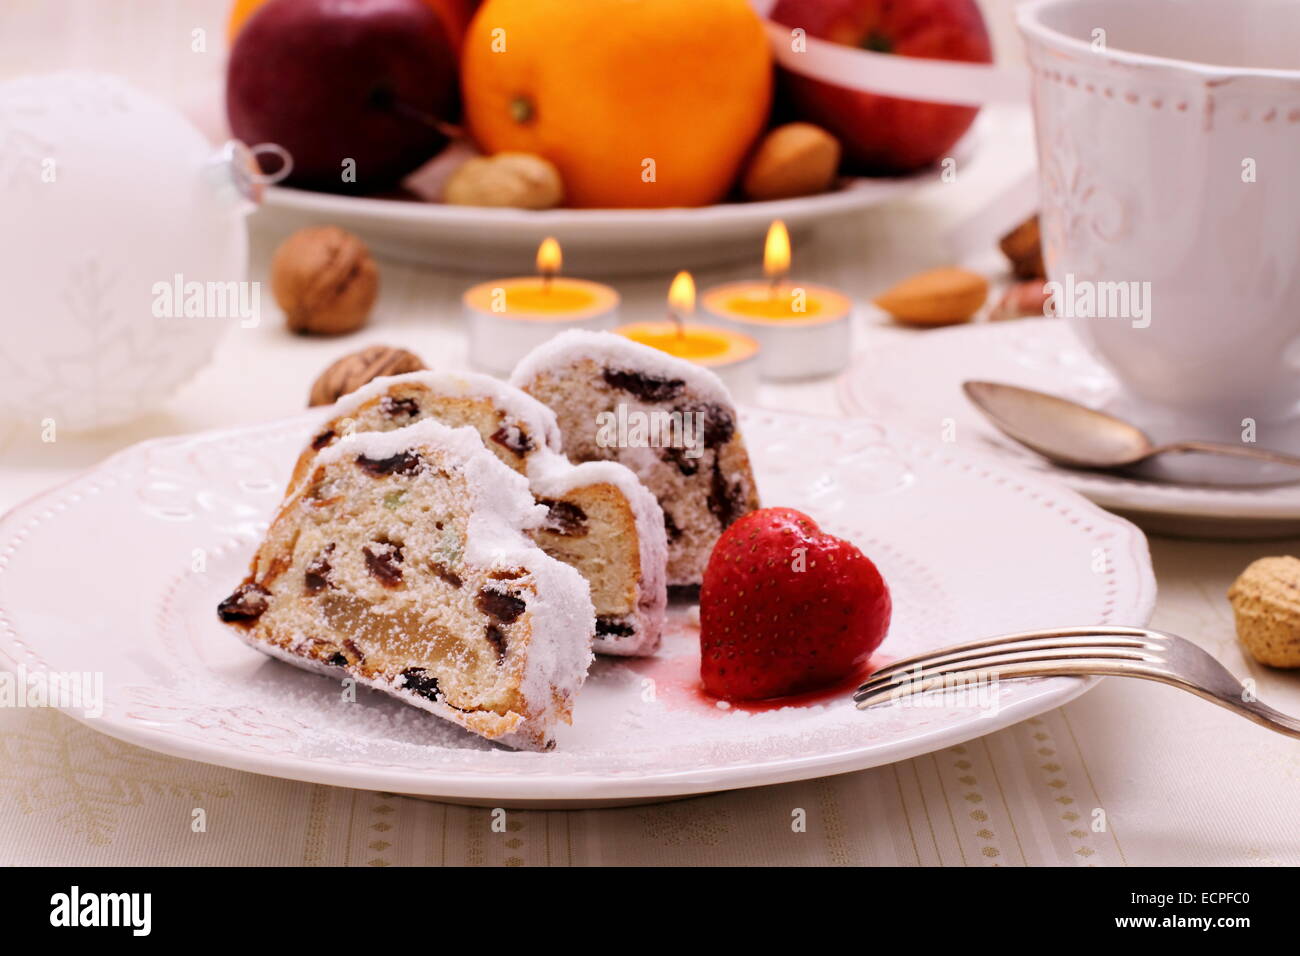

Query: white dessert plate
left=837, top=319, right=1300, bottom=538
left=252, top=107, right=1029, bottom=276
left=0, top=407, right=1154, bottom=807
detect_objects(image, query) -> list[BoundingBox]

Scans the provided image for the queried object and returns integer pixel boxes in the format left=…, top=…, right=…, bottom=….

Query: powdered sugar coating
left=317, top=419, right=540, bottom=538
left=509, top=327, right=760, bottom=588
left=529, top=456, right=668, bottom=656
left=315, top=419, right=595, bottom=747
left=332, top=369, right=564, bottom=453
left=328, top=369, right=667, bottom=657
left=509, top=329, right=734, bottom=408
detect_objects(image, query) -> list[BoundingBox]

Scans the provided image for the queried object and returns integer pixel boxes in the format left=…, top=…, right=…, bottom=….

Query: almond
left=741, top=123, right=841, bottom=201
left=988, top=280, right=1052, bottom=321
left=999, top=214, right=1045, bottom=280
left=873, top=267, right=989, bottom=326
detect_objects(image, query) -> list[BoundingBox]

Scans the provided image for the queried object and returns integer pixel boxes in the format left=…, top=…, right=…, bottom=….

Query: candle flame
left=536, top=236, right=562, bottom=277
left=668, top=270, right=696, bottom=316
left=764, top=220, right=791, bottom=281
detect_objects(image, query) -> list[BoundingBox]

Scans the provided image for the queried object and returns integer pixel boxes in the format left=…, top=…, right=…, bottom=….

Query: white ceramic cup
left=1018, top=0, right=1300, bottom=440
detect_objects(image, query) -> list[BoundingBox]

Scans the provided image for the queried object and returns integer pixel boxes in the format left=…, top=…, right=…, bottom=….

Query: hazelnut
left=1227, top=556, right=1300, bottom=668
left=272, top=226, right=379, bottom=335
left=308, top=344, right=426, bottom=407
left=444, top=152, right=564, bottom=209
left=741, top=123, right=841, bottom=201
left=999, top=214, right=1046, bottom=280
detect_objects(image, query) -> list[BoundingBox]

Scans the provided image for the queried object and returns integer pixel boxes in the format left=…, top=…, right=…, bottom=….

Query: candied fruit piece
left=476, top=587, right=525, bottom=624
left=363, top=541, right=404, bottom=586
left=217, top=582, right=270, bottom=624
left=538, top=498, right=588, bottom=537
left=356, top=451, right=421, bottom=477
left=602, top=368, right=685, bottom=402
left=490, top=423, right=533, bottom=456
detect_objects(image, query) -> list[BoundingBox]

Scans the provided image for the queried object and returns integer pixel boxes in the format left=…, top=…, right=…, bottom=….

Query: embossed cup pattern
left=1019, top=0, right=1300, bottom=430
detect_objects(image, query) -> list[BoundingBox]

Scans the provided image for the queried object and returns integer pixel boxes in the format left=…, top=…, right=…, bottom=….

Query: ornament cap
left=206, top=139, right=293, bottom=208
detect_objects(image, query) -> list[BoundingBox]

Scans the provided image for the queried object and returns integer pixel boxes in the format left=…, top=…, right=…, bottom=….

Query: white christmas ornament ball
left=0, top=72, right=253, bottom=431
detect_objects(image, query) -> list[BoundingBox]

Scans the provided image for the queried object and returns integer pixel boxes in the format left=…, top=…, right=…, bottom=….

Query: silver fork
left=854, top=625, right=1300, bottom=739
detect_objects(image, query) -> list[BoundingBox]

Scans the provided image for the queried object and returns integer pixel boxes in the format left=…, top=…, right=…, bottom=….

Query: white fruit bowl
left=251, top=105, right=1029, bottom=276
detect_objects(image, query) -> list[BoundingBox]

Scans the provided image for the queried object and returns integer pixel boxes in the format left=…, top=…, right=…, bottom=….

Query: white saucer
left=0, top=407, right=1153, bottom=806
left=838, top=319, right=1300, bottom=538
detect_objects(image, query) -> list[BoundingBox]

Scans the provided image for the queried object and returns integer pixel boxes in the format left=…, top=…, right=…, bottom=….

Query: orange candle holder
left=465, top=277, right=620, bottom=374
left=700, top=221, right=852, bottom=381
left=614, top=320, right=761, bottom=402
left=700, top=280, right=852, bottom=381
left=464, top=239, right=620, bottom=374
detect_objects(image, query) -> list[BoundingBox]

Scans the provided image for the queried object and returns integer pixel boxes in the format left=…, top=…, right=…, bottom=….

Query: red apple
left=771, top=0, right=993, bottom=174
left=226, top=0, right=458, bottom=193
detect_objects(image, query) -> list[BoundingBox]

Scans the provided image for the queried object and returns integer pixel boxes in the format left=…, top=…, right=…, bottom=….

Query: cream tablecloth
left=2, top=0, right=1299, bottom=867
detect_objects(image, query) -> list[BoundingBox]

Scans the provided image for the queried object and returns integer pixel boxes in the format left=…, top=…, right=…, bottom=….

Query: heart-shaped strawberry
left=700, top=507, right=891, bottom=700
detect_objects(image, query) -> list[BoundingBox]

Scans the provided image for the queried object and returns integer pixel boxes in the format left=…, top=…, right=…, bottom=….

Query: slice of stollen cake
left=291, top=370, right=667, bottom=656
left=512, top=330, right=760, bottom=590
left=217, top=418, right=594, bottom=751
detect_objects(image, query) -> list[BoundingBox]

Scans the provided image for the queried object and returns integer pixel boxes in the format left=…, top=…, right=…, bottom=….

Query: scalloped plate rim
left=20, top=668, right=1100, bottom=801
left=0, top=407, right=1154, bottom=803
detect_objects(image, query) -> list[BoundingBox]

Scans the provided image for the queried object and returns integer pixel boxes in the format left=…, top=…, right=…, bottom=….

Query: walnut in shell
left=308, top=345, right=426, bottom=407
left=272, top=225, right=380, bottom=336
left=444, top=152, right=563, bottom=209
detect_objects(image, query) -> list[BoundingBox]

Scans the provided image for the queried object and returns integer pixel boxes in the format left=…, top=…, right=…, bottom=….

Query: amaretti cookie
left=217, top=419, right=595, bottom=751
left=512, top=330, right=760, bottom=588
left=294, top=370, right=667, bottom=656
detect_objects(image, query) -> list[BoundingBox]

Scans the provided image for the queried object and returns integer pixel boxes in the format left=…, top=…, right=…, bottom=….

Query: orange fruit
left=461, top=0, right=773, bottom=208
left=226, top=0, right=477, bottom=48
left=226, top=0, right=265, bottom=42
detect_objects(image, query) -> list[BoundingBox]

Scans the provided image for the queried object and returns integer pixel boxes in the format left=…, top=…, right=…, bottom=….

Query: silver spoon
left=962, top=380, right=1300, bottom=477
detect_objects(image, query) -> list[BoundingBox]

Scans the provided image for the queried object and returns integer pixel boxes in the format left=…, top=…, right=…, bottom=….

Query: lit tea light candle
left=700, top=220, right=852, bottom=380
left=616, top=271, right=761, bottom=402
left=465, top=236, right=620, bottom=374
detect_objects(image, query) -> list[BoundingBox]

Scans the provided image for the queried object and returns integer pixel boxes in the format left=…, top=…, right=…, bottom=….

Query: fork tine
left=857, top=658, right=1164, bottom=712
left=852, top=658, right=1170, bottom=712
left=854, top=647, right=1153, bottom=707
left=863, top=632, right=1156, bottom=691
left=851, top=628, right=1300, bottom=741
left=867, top=626, right=1153, bottom=679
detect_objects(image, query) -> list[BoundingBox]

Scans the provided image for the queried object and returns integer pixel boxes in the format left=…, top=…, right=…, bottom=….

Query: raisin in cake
left=217, top=418, right=595, bottom=751
left=511, top=330, right=760, bottom=589
left=292, top=370, right=667, bottom=656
